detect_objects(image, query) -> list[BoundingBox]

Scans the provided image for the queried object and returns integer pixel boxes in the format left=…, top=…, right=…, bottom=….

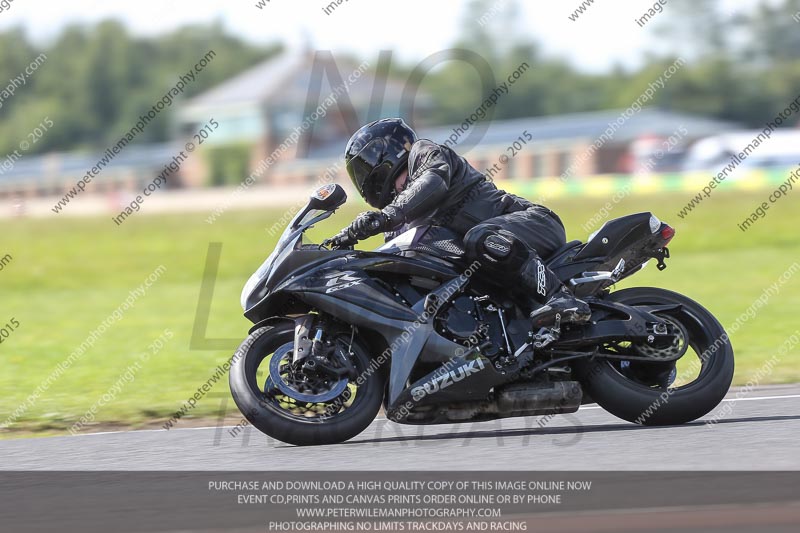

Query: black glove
left=322, top=229, right=355, bottom=249
left=347, top=211, right=387, bottom=241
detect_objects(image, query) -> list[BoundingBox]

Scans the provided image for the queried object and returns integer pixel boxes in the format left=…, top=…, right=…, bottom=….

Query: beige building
left=0, top=48, right=737, bottom=200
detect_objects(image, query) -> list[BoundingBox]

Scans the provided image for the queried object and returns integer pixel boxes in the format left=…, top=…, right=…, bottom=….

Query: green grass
left=1, top=188, right=798, bottom=434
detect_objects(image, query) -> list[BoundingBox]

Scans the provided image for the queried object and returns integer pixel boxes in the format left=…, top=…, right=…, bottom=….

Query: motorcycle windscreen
left=240, top=208, right=327, bottom=310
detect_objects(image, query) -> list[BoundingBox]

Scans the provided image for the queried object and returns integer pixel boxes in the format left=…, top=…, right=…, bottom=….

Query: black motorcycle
left=231, top=184, right=734, bottom=446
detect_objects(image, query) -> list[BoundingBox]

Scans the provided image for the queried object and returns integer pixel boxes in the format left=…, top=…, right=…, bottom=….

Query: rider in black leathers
left=328, top=118, right=590, bottom=327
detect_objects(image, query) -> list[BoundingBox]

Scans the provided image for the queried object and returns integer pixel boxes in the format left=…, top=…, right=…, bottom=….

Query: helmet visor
left=346, top=139, right=390, bottom=206
left=362, top=163, right=395, bottom=208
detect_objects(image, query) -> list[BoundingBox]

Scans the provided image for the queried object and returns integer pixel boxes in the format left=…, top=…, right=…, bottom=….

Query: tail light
left=661, top=225, right=675, bottom=244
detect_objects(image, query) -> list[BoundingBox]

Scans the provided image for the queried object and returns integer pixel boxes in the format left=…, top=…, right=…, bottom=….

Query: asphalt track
left=2, top=384, right=799, bottom=470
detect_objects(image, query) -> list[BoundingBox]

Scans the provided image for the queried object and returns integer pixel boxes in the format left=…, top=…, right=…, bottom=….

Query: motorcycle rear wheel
left=574, top=287, right=734, bottom=426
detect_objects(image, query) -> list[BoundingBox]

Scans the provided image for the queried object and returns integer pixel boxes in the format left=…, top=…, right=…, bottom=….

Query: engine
left=435, top=295, right=502, bottom=357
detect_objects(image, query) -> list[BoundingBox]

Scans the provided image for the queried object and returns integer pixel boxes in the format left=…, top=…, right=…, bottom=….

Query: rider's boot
left=463, top=227, right=591, bottom=329
left=519, top=256, right=591, bottom=328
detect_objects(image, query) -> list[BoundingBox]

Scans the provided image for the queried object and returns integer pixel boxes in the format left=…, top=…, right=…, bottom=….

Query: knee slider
left=464, top=226, right=528, bottom=269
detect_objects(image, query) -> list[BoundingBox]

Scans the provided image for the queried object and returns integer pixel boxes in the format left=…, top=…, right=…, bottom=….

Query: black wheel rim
left=601, top=300, right=722, bottom=393
left=246, top=330, right=369, bottom=424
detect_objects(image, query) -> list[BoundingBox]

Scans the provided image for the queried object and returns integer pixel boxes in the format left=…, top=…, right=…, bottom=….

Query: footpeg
left=531, top=314, right=561, bottom=349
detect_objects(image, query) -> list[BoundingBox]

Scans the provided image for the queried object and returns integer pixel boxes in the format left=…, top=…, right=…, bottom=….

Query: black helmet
left=345, top=118, right=417, bottom=208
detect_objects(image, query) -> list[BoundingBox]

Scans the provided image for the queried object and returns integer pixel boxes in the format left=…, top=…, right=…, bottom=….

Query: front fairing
left=240, top=208, right=332, bottom=311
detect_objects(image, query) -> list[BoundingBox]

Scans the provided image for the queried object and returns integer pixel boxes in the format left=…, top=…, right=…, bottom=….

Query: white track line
left=41, top=393, right=800, bottom=439
left=69, top=426, right=236, bottom=437
left=722, top=394, right=800, bottom=402
left=579, top=393, right=800, bottom=411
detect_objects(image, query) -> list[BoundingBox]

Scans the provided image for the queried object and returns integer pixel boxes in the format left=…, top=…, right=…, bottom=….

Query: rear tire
left=229, top=322, right=385, bottom=446
left=574, top=287, right=734, bottom=426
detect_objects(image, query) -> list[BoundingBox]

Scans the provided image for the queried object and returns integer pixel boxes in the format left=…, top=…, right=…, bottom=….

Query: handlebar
left=324, top=216, right=382, bottom=249
left=324, top=229, right=357, bottom=250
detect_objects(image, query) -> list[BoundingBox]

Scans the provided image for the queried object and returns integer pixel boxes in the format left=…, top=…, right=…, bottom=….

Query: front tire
left=574, top=287, right=734, bottom=426
left=229, top=321, right=385, bottom=446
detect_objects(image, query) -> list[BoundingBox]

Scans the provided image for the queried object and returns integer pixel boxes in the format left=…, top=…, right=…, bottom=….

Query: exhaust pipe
left=445, top=381, right=583, bottom=421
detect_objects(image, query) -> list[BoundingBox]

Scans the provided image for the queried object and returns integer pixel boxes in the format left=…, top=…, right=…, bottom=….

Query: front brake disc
left=267, top=342, right=348, bottom=403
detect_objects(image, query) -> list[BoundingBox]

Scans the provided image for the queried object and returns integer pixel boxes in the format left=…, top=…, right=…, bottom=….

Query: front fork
left=293, top=314, right=357, bottom=379
left=293, top=315, right=315, bottom=363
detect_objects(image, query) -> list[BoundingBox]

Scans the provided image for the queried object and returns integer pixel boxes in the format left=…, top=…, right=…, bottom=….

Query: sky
left=0, top=0, right=761, bottom=73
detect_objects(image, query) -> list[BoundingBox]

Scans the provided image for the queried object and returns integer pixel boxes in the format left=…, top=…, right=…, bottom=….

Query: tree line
left=1, top=0, right=799, bottom=158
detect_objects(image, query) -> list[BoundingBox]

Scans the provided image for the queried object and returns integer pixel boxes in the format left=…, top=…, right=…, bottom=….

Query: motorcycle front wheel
left=229, top=320, right=385, bottom=446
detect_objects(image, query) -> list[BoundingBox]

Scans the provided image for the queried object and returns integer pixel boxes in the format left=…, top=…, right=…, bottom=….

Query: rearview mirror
left=308, top=183, right=347, bottom=211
